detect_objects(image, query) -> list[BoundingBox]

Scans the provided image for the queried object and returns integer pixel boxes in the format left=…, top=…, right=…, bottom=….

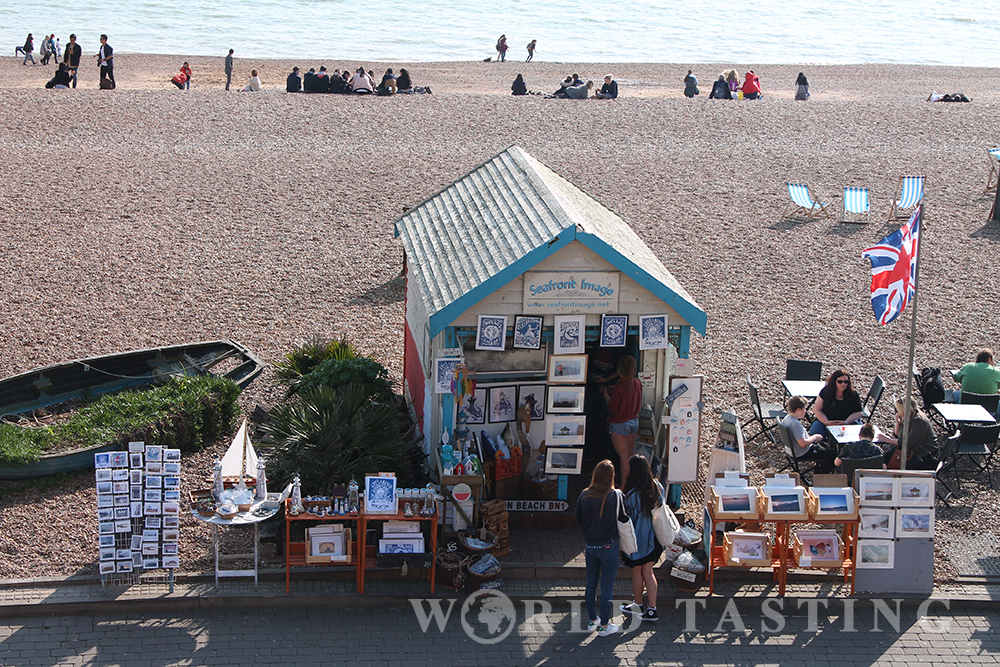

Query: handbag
left=887, top=449, right=913, bottom=470
left=651, top=503, right=680, bottom=547
left=615, top=491, right=638, bottom=555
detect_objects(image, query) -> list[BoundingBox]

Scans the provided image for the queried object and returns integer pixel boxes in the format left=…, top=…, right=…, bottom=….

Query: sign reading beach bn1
left=522, top=272, right=619, bottom=314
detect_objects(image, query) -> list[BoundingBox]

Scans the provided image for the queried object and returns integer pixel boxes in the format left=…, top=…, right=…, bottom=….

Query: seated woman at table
left=782, top=396, right=837, bottom=474
left=876, top=398, right=938, bottom=470
left=809, top=369, right=864, bottom=439
left=834, top=423, right=885, bottom=470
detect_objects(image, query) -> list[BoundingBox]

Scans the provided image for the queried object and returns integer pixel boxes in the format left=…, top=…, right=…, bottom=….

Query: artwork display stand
left=357, top=498, right=438, bottom=594
left=284, top=499, right=357, bottom=593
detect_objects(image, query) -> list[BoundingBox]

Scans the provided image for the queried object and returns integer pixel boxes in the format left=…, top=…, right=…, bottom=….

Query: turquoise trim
left=577, top=233, right=707, bottom=336
left=678, top=326, right=691, bottom=358
left=441, top=327, right=457, bottom=432
left=428, top=233, right=575, bottom=337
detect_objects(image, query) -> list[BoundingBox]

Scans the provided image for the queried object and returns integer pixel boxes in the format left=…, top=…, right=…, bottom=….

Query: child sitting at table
left=834, top=423, right=884, bottom=470
left=781, top=396, right=837, bottom=473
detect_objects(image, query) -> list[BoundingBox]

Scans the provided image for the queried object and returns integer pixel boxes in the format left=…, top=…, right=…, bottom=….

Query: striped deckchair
left=841, top=187, right=870, bottom=224
left=887, top=176, right=925, bottom=220
left=781, top=182, right=831, bottom=223
left=985, top=148, right=1000, bottom=194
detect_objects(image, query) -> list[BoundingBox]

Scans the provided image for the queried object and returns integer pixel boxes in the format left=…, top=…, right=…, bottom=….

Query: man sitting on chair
left=951, top=348, right=1000, bottom=400
left=834, top=423, right=885, bottom=471
left=782, top=396, right=837, bottom=474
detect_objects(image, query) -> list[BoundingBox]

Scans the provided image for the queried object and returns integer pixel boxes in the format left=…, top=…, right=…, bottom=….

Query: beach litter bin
left=670, top=549, right=707, bottom=593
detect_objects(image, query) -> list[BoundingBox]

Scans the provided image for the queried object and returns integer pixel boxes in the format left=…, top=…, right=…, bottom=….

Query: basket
left=436, top=550, right=469, bottom=591
left=458, top=528, right=498, bottom=555
left=216, top=508, right=238, bottom=520
left=463, top=553, right=501, bottom=586
left=194, top=501, right=216, bottom=517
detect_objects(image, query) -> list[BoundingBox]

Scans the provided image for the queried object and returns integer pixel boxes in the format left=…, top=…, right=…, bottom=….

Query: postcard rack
left=284, top=499, right=358, bottom=594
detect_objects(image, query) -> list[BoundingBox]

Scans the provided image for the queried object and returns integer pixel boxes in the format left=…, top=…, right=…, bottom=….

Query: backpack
left=919, top=367, right=945, bottom=407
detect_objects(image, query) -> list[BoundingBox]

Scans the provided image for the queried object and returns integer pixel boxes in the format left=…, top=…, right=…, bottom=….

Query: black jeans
left=101, top=64, right=114, bottom=87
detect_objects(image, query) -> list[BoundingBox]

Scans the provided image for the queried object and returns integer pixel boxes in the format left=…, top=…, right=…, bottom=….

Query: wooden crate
left=793, top=530, right=844, bottom=568
left=481, top=499, right=507, bottom=517
left=494, top=456, right=522, bottom=481
left=806, top=489, right=860, bottom=522
left=723, top=532, right=772, bottom=567
left=492, top=476, right=521, bottom=500
left=304, top=528, right=352, bottom=564
left=710, top=487, right=763, bottom=521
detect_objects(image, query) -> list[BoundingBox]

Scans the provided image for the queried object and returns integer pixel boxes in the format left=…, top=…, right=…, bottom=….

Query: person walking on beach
left=794, top=72, right=810, bottom=100
left=180, top=61, right=192, bottom=89
left=39, top=34, right=52, bottom=65
left=63, top=34, right=81, bottom=88
left=683, top=69, right=699, bottom=97
left=225, top=49, right=234, bottom=90
left=496, top=35, right=508, bottom=62
left=526, top=39, right=536, bottom=62
left=22, top=34, right=35, bottom=65
left=620, top=454, right=665, bottom=622
left=95, top=34, right=114, bottom=88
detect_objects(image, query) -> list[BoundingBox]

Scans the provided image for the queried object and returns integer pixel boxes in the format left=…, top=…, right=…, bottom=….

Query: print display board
left=95, top=442, right=181, bottom=581
left=664, top=375, right=702, bottom=483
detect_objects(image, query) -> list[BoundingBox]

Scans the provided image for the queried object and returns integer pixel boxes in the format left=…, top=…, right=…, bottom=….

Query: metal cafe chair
left=742, top=374, right=783, bottom=444
left=861, top=375, right=885, bottom=423
left=776, top=420, right=815, bottom=486
left=959, top=391, right=1000, bottom=419
left=949, top=422, right=1000, bottom=492
left=934, top=433, right=960, bottom=506
left=839, top=455, right=884, bottom=489
left=786, top=359, right=822, bottom=382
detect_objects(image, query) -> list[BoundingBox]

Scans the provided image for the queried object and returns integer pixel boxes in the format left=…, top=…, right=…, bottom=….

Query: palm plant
left=272, top=335, right=359, bottom=391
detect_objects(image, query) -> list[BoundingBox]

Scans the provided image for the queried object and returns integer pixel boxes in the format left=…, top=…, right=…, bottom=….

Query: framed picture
left=112, top=469, right=129, bottom=481
left=163, top=516, right=179, bottom=528
left=145, top=489, right=162, bottom=502
left=97, top=494, right=113, bottom=508
left=638, top=314, right=669, bottom=350
left=113, top=494, right=128, bottom=507
left=379, top=539, right=423, bottom=554
left=546, top=415, right=586, bottom=446
left=859, top=477, right=897, bottom=506
left=162, top=502, right=180, bottom=516
left=812, top=487, right=856, bottom=515
left=99, top=521, right=114, bottom=535
left=145, top=475, right=162, bottom=488
left=164, top=489, right=180, bottom=501
left=476, top=315, right=508, bottom=352
left=129, top=453, right=143, bottom=469
left=115, top=549, right=132, bottom=560
left=796, top=529, right=840, bottom=562
left=364, top=475, right=398, bottom=514
left=99, top=561, right=115, bottom=575
left=163, top=462, right=181, bottom=474
left=164, top=449, right=181, bottom=462
left=99, top=547, right=115, bottom=561
left=162, top=543, right=178, bottom=556
left=130, top=502, right=143, bottom=518
left=130, top=486, right=143, bottom=501
left=897, top=477, right=934, bottom=506
left=517, top=384, right=546, bottom=421
left=145, top=446, right=162, bottom=462
left=553, top=315, right=585, bottom=354
left=142, top=543, right=160, bottom=555
left=114, top=520, right=130, bottom=533
left=765, top=487, right=804, bottom=515
left=111, top=452, right=128, bottom=468
left=728, top=532, right=768, bottom=561
left=434, top=357, right=462, bottom=395
left=547, top=354, right=588, bottom=384
left=312, top=532, right=346, bottom=557
left=458, top=387, right=487, bottom=425
left=112, top=481, right=128, bottom=494
left=129, top=470, right=142, bottom=485
left=130, top=535, right=142, bottom=551
left=94, top=453, right=111, bottom=468
left=162, top=555, right=180, bottom=569
left=96, top=469, right=112, bottom=482
left=512, top=315, right=543, bottom=349
left=144, top=502, right=162, bottom=516
left=163, top=477, right=180, bottom=489
left=488, top=385, right=517, bottom=423
left=99, top=534, right=115, bottom=547
left=98, top=508, right=114, bottom=521
left=116, top=560, right=133, bottom=573
left=132, top=553, right=143, bottom=568
left=857, top=539, right=894, bottom=569
left=717, top=489, right=757, bottom=515
left=544, top=447, right=584, bottom=475
left=600, top=314, right=628, bottom=348
left=163, top=529, right=179, bottom=542
left=145, top=517, right=161, bottom=529
left=143, top=558, right=160, bottom=570
left=896, top=508, right=935, bottom=538
left=145, top=462, right=162, bottom=474
left=128, top=441, right=145, bottom=453
left=114, top=507, right=129, bottom=519
left=546, top=385, right=586, bottom=414
left=96, top=481, right=113, bottom=495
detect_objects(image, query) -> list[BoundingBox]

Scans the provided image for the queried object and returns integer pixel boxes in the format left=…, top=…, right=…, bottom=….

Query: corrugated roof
left=394, top=145, right=706, bottom=338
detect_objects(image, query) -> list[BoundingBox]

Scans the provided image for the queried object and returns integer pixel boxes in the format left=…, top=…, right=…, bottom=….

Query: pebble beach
left=1, top=54, right=998, bottom=580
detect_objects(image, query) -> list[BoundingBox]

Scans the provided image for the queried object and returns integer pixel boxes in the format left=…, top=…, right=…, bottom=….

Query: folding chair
left=949, top=422, right=1000, bottom=491
left=839, top=455, right=884, bottom=489
left=841, top=187, right=871, bottom=224
left=785, top=359, right=822, bottom=381
left=934, top=433, right=959, bottom=506
left=887, top=175, right=925, bottom=220
left=776, top=420, right=815, bottom=486
left=782, top=183, right=831, bottom=223
left=984, top=148, right=1000, bottom=195
left=959, top=390, right=1000, bottom=419
left=741, top=374, right=783, bottom=444
left=861, top=375, right=885, bottom=422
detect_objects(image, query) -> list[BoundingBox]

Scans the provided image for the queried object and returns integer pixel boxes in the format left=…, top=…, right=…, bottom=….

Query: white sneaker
left=597, top=623, right=619, bottom=637
left=620, top=602, right=642, bottom=614
left=587, top=619, right=598, bottom=632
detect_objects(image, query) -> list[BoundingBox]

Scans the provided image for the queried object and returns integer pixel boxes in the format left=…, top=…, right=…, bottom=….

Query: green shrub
left=262, top=384, right=417, bottom=495
left=0, top=376, right=241, bottom=467
left=272, top=336, right=360, bottom=390
left=295, top=357, right=395, bottom=402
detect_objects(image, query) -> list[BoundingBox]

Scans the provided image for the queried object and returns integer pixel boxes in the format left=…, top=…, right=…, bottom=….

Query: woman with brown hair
left=601, top=355, right=642, bottom=482
left=809, top=369, right=864, bottom=439
left=620, top=454, right=664, bottom=621
left=575, top=459, right=624, bottom=636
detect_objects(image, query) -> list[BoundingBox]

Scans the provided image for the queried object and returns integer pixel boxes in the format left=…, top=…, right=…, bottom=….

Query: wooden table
left=357, top=500, right=438, bottom=594
left=284, top=499, right=357, bottom=593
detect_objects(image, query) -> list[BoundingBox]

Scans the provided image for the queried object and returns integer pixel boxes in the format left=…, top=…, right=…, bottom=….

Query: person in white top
left=350, top=67, right=374, bottom=94
left=242, top=69, right=261, bottom=92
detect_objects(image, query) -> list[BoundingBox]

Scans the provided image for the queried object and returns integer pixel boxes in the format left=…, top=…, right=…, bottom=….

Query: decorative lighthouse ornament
left=255, top=459, right=267, bottom=500
left=213, top=458, right=224, bottom=500
left=290, top=473, right=303, bottom=515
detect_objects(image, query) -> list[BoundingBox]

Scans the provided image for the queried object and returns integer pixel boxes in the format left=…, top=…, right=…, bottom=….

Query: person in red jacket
left=180, top=62, right=192, bottom=89
left=601, top=355, right=642, bottom=482
left=742, top=69, right=762, bottom=99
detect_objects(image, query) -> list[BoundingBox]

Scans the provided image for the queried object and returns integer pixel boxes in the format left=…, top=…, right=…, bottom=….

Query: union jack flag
left=861, top=206, right=921, bottom=325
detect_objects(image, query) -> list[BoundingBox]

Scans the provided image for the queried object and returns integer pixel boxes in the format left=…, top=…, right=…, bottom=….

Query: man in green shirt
left=952, top=348, right=1000, bottom=397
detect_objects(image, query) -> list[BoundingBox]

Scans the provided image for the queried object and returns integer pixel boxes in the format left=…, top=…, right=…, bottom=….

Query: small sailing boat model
left=216, top=418, right=259, bottom=509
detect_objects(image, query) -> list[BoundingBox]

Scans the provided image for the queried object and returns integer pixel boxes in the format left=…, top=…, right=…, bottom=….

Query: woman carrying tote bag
left=620, top=455, right=666, bottom=622
left=575, top=459, right=627, bottom=636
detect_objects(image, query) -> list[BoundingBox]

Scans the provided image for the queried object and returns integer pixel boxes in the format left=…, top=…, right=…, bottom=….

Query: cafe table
left=932, top=402, right=996, bottom=429
left=827, top=424, right=884, bottom=446
left=782, top=380, right=826, bottom=400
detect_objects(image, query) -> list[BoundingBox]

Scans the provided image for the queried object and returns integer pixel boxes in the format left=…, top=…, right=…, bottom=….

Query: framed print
left=314, top=532, right=347, bottom=557
left=715, top=488, right=758, bottom=517
left=434, top=357, right=462, bottom=395
left=163, top=516, right=179, bottom=528
left=897, top=477, right=934, bottom=506
left=143, top=558, right=160, bottom=570
left=115, top=549, right=132, bottom=560
left=459, top=387, right=487, bottom=425
left=96, top=469, right=112, bottom=482
left=113, top=494, right=128, bottom=507
left=163, top=477, right=180, bottom=489
left=162, top=555, right=180, bottom=569
left=162, top=502, right=180, bottom=516
left=544, top=447, right=584, bottom=475
left=142, top=530, right=159, bottom=543
left=896, top=508, right=935, bottom=538
left=547, top=354, right=588, bottom=384
left=512, top=315, right=543, bottom=349
left=517, top=385, right=546, bottom=421
left=163, top=529, right=179, bottom=542
left=132, top=553, right=144, bottom=568
left=796, top=529, right=840, bottom=563
left=130, top=502, right=143, bottom=518
left=163, top=462, right=181, bottom=474
left=112, top=469, right=129, bottom=481
left=379, top=538, right=423, bottom=554
left=364, top=475, right=398, bottom=514
left=600, top=314, right=628, bottom=348
left=145, top=446, right=162, bottom=462
left=162, top=543, right=178, bottom=556
left=145, top=461, right=162, bottom=474
left=730, top=533, right=767, bottom=560
left=99, top=521, right=114, bottom=534
left=145, top=517, right=161, bottom=529
left=553, top=315, right=585, bottom=354
left=99, top=561, right=115, bottom=575
left=764, top=487, right=804, bottom=515
left=859, top=477, right=897, bottom=506
left=144, top=502, right=162, bottom=516
left=164, top=489, right=180, bottom=501
left=546, top=385, right=586, bottom=414
left=116, top=560, right=133, bottom=573
left=99, top=534, right=115, bottom=547
left=112, top=482, right=128, bottom=494
left=128, top=441, right=145, bottom=453
left=164, top=449, right=181, bottom=462
left=96, top=481, right=113, bottom=495
left=111, top=452, right=128, bottom=468
left=98, top=507, right=114, bottom=521
left=100, top=548, right=115, bottom=561
left=130, top=535, right=142, bottom=550
left=812, top=487, right=856, bottom=515
left=97, top=494, right=113, bottom=508
left=142, top=543, right=159, bottom=555
left=488, top=385, right=517, bottom=423
left=114, top=520, right=130, bottom=533
left=638, top=314, right=669, bottom=350
left=95, top=453, right=111, bottom=468
left=129, top=453, right=143, bottom=469
left=114, top=507, right=129, bottom=520
left=145, top=475, right=162, bottom=488
left=129, top=470, right=143, bottom=485
left=857, top=539, right=894, bottom=569
left=546, top=415, right=586, bottom=446
left=476, top=315, right=508, bottom=352
left=144, top=489, right=162, bottom=502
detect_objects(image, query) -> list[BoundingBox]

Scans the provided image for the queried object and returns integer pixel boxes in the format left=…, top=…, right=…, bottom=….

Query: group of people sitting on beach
left=701, top=69, right=768, bottom=100
left=284, top=66, right=429, bottom=95
left=511, top=72, right=618, bottom=99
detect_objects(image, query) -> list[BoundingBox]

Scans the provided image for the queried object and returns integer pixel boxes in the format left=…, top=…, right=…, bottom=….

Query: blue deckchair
left=841, top=187, right=870, bottom=224
left=888, top=176, right=925, bottom=220
left=782, top=182, right=831, bottom=222
left=985, top=148, right=1000, bottom=194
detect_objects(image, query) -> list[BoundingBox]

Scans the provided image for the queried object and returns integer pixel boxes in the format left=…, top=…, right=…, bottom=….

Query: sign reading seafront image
left=522, top=272, right=619, bottom=314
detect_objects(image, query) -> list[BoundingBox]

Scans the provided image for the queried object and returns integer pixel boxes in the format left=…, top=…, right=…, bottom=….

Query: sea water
left=1, top=0, right=996, bottom=66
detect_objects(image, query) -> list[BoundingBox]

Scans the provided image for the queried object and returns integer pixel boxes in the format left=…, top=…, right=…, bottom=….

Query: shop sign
left=522, top=272, right=619, bottom=314
left=504, top=500, right=570, bottom=512
left=638, top=371, right=656, bottom=388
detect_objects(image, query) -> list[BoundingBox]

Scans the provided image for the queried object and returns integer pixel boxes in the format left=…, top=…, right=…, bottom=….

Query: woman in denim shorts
left=601, top=355, right=642, bottom=483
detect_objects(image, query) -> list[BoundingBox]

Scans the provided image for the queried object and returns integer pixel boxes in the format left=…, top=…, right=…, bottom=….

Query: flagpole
left=899, top=206, right=924, bottom=470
